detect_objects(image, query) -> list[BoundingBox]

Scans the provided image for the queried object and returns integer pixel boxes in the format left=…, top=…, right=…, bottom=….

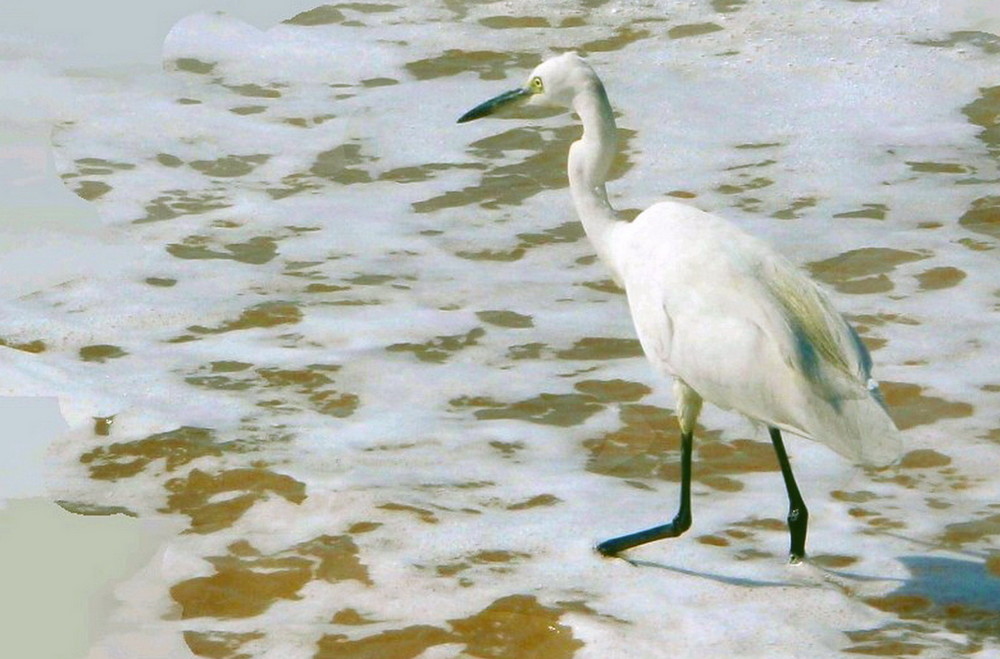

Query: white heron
left=457, top=53, right=901, bottom=562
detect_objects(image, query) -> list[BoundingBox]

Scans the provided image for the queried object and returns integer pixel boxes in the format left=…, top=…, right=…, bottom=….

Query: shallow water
left=3, top=1, right=1000, bottom=657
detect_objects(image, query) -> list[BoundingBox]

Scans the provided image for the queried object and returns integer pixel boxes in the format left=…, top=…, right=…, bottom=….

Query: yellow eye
left=530, top=76, right=544, bottom=92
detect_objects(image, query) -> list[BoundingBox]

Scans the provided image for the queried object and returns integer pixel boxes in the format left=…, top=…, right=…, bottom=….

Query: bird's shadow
left=622, top=551, right=1000, bottom=639
left=617, top=555, right=822, bottom=589
left=845, top=553, right=1000, bottom=643
left=895, top=554, right=1000, bottom=606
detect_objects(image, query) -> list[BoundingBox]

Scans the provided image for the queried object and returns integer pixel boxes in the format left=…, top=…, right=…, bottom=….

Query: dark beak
left=457, top=87, right=531, bottom=123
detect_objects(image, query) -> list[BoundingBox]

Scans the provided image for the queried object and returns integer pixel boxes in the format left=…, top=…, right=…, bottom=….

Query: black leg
left=596, top=430, right=693, bottom=556
left=768, top=427, right=808, bottom=563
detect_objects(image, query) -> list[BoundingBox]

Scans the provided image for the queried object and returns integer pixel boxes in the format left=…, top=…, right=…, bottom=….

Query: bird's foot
left=595, top=540, right=623, bottom=558
left=594, top=517, right=689, bottom=558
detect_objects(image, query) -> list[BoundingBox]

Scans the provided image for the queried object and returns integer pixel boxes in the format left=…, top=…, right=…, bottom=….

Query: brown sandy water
left=5, top=2, right=999, bottom=657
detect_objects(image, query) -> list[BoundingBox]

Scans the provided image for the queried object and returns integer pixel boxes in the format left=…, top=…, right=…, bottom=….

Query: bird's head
left=457, top=52, right=598, bottom=123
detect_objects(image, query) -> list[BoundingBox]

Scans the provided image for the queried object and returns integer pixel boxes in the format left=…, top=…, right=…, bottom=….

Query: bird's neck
left=568, top=80, right=623, bottom=282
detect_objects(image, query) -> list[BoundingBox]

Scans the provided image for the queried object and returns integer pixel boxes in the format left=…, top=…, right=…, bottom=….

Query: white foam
left=3, top=0, right=999, bottom=656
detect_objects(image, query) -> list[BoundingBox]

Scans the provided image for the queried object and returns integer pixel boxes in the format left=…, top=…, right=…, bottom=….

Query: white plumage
left=616, top=200, right=900, bottom=466
left=459, top=52, right=901, bottom=561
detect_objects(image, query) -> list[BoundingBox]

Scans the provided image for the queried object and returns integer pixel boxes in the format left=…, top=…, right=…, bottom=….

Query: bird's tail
left=803, top=380, right=902, bottom=467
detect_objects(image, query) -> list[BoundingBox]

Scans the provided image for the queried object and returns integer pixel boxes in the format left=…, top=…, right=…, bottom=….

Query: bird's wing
left=757, top=258, right=901, bottom=465
left=758, top=256, right=872, bottom=393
